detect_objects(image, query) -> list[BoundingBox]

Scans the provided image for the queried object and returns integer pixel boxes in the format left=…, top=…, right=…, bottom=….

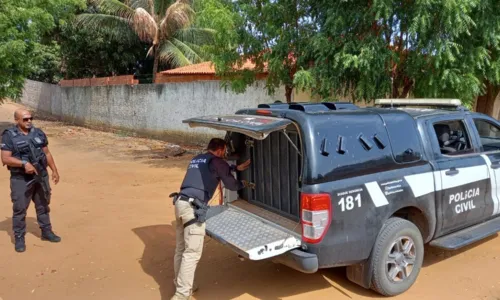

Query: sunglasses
left=22, top=117, right=33, bottom=122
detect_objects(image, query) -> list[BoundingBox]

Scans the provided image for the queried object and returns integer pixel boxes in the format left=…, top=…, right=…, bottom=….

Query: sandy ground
left=0, top=102, right=499, bottom=300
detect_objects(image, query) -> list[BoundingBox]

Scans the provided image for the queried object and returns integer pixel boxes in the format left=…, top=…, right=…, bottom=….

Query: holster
left=191, top=198, right=208, bottom=224
left=169, top=192, right=208, bottom=227
left=169, top=192, right=179, bottom=205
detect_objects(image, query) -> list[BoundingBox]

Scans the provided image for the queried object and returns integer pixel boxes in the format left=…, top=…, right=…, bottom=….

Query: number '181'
left=338, top=194, right=362, bottom=211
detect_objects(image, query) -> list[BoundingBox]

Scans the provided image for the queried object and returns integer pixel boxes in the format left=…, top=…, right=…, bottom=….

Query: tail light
left=256, top=109, right=272, bottom=115
left=300, top=193, right=332, bottom=244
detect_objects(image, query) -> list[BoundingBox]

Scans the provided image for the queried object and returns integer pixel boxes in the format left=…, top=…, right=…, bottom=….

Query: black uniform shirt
left=1, top=126, right=48, bottom=155
left=210, top=157, right=244, bottom=191
left=180, top=155, right=244, bottom=203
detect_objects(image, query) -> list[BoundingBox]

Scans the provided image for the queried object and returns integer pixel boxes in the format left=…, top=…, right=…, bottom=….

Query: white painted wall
left=21, top=79, right=286, bottom=143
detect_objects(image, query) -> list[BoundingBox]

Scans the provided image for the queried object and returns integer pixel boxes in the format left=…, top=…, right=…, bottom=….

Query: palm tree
left=76, top=0, right=215, bottom=82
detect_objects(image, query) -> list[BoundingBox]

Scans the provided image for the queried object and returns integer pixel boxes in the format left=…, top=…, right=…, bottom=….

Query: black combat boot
left=15, top=235, right=26, bottom=253
left=41, top=230, right=61, bottom=243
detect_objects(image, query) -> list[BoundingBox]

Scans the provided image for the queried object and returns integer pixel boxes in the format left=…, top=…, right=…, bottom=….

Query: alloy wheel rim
left=386, top=236, right=416, bottom=283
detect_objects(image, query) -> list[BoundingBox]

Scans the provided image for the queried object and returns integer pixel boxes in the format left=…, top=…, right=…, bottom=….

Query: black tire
left=370, top=217, right=424, bottom=296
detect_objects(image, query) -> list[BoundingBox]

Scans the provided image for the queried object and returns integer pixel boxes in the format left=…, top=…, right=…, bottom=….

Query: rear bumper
left=271, top=249, right=319, bottom=274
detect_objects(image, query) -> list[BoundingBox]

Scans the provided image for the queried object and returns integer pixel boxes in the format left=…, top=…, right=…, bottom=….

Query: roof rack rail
left=257, top=102, right=292, bottom=109
left=374, top=98, right=468, bottom=111
left=258, top=101, right=359, bottom=113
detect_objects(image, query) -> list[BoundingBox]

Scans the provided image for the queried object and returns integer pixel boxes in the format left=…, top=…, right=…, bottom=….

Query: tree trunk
left=392, top=79, right=399, bottom=98
left=285, top=85, right=293, bottom=103
left=476, top=81, right=500, bottom=117
left=152, top=45, right=159, bottom=83
left=400, top=79, right=413, bottom=98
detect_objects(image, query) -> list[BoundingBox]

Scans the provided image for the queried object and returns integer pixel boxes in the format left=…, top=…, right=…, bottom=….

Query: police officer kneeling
left=170, top=138, right=251, bottom=300
left=1, top=109, right=61, bottom=253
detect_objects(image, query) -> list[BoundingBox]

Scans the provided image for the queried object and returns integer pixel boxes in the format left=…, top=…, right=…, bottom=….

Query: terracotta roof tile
left=160, top=60, right=267, bottom=75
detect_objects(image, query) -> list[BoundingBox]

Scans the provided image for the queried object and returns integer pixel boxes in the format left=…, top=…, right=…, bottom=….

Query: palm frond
left=171, top=38, right=203, bottom=63
left=154, top=0, right=176, bottom=18
left=160, top=0, right=195, bottom=38
left=179, top=40, right=212, bottom=60
left=89, top=0, right=135, bottom=19
left=75, top=13, right=139, bottom=44
left=158, top=40, right=191, bottom=67
left=130, top=0, right=150, bottom=11
left=181, top=41, right=202, bottom=54
left=174, top=27, right=216, bottom=45
left=145, top=45, right=154, bottom=58
left=133, top=7, right=158, bottom=43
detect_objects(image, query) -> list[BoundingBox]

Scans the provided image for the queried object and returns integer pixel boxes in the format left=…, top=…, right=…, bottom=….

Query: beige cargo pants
left=173, top=199, right=206, bottom=298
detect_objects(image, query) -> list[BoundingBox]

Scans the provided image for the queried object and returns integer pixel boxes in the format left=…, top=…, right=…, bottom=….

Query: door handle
left=445, top=168, right=459, bottom=176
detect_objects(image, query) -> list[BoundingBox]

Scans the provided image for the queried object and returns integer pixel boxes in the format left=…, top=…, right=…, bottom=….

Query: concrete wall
left=21, top=79, right=286, bottom=144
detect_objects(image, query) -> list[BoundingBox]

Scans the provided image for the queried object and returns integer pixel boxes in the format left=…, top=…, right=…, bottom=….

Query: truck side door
left=467, top=115, right=500, bottom=219
left=427, top=115, right=490, bottom=237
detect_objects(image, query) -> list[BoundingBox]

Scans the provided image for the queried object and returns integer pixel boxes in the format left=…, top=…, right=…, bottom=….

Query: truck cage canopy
left=182, top=99, right=469, bottom=141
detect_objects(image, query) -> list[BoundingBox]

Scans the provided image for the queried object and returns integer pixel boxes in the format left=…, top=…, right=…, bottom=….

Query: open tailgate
left=182, top=114, right=292, bottom=140
left=205, top=205, right=302, bottom=260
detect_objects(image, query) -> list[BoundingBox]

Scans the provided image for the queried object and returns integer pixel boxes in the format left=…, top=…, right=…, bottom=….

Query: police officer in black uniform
left=171, top=138, right=250, bottom=300
left=1, top=109, right=61, bottom=253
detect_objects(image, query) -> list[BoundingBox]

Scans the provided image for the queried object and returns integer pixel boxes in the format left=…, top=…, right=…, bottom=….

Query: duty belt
left=177, top=195, right=196, bottom=203
left=169, top=193, right=204, bottom=228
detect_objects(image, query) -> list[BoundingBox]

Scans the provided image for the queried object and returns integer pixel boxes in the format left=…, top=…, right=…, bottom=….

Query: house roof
left=159, top=60, right=267, bottom=76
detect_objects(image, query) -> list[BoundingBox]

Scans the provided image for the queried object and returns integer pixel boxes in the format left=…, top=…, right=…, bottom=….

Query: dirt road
left=0, top=102, right=499, bottom=300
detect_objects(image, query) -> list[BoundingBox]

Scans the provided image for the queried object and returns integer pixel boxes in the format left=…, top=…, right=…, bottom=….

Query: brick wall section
left=20, top=79, right=286, bottom=145
left=59, top=75, right=138, bottom=87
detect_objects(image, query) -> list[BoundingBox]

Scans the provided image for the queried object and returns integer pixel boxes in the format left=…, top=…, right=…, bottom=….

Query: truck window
left=473, top=118, right=500, bottom=152
left=432, top=119, right=473, bottom=156
left=382, top=114, right=423, bottom=163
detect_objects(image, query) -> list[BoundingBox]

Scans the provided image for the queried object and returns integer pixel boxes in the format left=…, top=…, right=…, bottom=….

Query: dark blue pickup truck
left=182, top=98, right=500, bottom=296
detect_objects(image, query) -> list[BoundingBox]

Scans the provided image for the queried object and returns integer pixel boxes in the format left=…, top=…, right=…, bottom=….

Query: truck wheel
left=370, top=217, right=424, bottom=296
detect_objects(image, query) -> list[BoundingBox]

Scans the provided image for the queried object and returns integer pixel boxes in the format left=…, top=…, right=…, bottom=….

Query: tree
left=296, top=0, right=500, bottom=106
left=27, top=2, right=148, bottom=83
left=28, top=42, right=63, bottom=84
left=202, top=0, right=316, bottom=103
left=0, top=0, right=84, bottom=101
left=58, top=17, right=148, bottom=80
left=76, top=0, right=215, bottom=83
left=460, top=0, right=500, bottom=113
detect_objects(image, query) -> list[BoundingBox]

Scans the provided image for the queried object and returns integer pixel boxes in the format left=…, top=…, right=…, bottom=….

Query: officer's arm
left=0, top=150, right=24, bottom=168
left=42, top=146, right=58, bottom=175
left=40, top=130, right=59, bottom=184
left=211, top=158, right=244, bottom=191
left=1, top=132, right=23, bottom=168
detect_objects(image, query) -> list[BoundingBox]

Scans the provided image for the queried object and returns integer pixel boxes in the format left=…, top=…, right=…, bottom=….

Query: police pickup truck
left=182, top=98, right=500, bottom=296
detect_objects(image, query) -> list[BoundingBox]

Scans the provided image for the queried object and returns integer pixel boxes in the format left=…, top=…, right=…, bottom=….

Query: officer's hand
left=237, top=159, right=251, bottom=171
left=241, top=180, right=255, bottom=189
left=52, top=171, right=60, bottom=185
left=24, top=163, right=37, bottom=175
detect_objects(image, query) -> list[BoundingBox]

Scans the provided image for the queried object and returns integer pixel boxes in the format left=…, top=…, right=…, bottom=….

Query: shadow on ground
left=132, top=223, right=500, bottom=300
left=132, top=223, right=384, bottom=300
left=0, top=216, right=42, bottom=245
left=422, top=234, right=498, bottom=267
